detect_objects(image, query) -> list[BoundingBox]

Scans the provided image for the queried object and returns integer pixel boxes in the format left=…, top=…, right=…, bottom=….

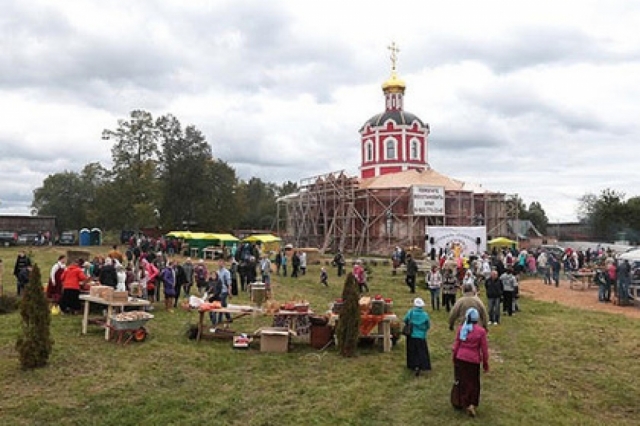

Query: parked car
left=58, top=231, right=77, bottom=246
left=18, top=232, right=40, bottom=246
left=0, top=231, right=18, bottom=246
left=539, top=244, right=565, bottom=259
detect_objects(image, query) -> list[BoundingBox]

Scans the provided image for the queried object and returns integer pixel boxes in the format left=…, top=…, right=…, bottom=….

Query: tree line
left=578, top=189, right=640, bottom=243
left=32, top=110, right=297, bottom=233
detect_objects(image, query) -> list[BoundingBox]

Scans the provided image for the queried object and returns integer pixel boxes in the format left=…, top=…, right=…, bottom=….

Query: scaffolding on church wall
left=277, top=171, right=513, bottom=256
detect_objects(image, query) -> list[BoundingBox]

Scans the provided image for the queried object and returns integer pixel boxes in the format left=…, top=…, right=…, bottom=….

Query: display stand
left=80, top=295, right=150, bottom=340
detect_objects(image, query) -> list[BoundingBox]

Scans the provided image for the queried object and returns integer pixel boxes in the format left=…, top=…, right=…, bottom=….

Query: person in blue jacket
left=403, top=297, right=431, bottom=376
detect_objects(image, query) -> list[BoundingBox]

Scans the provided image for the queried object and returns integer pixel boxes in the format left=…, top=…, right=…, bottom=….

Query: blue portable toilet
left=90, top=228, right=102, bottom=246
left=79, top=228, right=90, bottom=246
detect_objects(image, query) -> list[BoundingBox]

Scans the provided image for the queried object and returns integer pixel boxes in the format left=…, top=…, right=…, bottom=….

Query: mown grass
left=1, top=246, right=639, bottom=425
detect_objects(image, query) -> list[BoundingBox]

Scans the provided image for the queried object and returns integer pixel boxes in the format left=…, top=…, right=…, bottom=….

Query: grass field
left=1, top=246, right=639, bottom=425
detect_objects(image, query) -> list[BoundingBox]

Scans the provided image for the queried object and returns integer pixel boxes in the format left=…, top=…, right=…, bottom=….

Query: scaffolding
left=277, top=171, right=513, bottom=256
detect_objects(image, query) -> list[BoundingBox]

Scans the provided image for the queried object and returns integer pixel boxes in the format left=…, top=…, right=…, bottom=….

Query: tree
left=157, top=115, right=213, bottom=230
left=236, top=178, right=278, bottom=229
left=278, top=181, right=298, bottom=197
left=525, top=201, right=549, bottom=234
left=32, top=171, right=89, bottom=231
left=194, top=159, right=239, bottom=231
left=16, top=264, right=53, bottom=370
left=102, top=110, right=161, bottom=228
left=506, top=195, right=549, bottom=235
left=577, top=189, right=627, bottom=241
left=336, top=273, right=360, bottom=357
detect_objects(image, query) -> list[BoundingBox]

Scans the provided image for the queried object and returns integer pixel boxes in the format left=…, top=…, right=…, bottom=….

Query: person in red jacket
left=452, top=307, right=489, bottom=417
left=59, top=258, right=89, bottom=314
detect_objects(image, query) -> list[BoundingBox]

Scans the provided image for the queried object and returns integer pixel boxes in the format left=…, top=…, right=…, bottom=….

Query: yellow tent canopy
left=488, top=237, right=518, bottom=247
left=242, top=234, right=282, bottom=253
left=166, top=231, right=193, bottom=239
left=242, top=234, right=282, bottom=243
left=200, top=233, right=239, bottom=242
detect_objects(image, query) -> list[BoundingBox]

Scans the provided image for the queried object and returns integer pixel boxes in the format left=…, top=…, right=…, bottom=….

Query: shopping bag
left=450, top=379, right=463, bottom=409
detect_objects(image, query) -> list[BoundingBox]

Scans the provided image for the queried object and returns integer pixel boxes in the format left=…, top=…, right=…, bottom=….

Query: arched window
left=385, top=138, right=397, bottom=160
left=365, top=140, right=374, bottom=162
left=410, top=139, right=420, bottom=160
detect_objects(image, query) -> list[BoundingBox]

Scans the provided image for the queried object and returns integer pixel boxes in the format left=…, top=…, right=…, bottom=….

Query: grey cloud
left=461, top=89, right=610, bottom=134
left=2, top=1, right=366, bottom=110
left=406, top=26, right=632, bottom=75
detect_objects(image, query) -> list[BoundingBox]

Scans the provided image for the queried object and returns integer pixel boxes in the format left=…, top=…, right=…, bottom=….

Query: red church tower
left=359, top=43, right=430, bottom=178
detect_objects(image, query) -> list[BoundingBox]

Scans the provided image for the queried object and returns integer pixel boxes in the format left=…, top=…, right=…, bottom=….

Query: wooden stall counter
left=328, top=313, right=398, bottom=353
left=80, top=295, right=150, bottom=341
left=568, top=271, right=596, bottom=290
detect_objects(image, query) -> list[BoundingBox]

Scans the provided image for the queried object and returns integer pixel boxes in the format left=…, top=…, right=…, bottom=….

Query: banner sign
left=411, top=185, right=445, bottom=216
left=426, top=226, right=487, bottom=256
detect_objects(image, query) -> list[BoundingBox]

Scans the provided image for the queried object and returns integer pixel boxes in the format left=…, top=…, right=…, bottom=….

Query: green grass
left=1, top=246, right=639, bottom=425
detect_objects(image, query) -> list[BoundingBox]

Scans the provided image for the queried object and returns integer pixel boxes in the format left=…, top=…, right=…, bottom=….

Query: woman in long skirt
left=452, top=307, right=489, bottom=417
left=403, top=298, right=431, bottom=376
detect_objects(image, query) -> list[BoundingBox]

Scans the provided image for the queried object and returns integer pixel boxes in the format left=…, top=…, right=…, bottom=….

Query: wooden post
left=0, top=259, right=4, bottom=297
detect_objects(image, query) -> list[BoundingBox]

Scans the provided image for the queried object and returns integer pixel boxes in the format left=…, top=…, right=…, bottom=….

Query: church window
left=410, top=139, right=420, bottom=160
left=365, top=140, right=374, bottom=162
left=385, top=139, right=397, bottom=160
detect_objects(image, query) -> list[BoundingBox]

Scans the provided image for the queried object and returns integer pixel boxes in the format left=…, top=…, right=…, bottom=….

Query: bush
left=0, top=295, right=19, bottom=314
left=336, top=273, right=360, bottom=357
left=16, top=264, right=54, bottom=370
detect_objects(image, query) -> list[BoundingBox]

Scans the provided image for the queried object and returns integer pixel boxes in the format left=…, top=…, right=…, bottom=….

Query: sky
left=2, top=0, right=640, bottom=222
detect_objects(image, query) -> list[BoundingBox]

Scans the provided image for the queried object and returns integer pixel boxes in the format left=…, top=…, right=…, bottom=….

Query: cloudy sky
left=2, top=0, right=640, bottom=222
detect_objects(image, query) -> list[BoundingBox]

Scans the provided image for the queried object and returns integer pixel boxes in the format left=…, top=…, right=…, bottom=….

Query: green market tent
left=184, top=233, right=239, bottom=257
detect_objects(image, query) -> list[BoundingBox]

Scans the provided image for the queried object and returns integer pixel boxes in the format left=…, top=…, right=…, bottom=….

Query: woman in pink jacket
left=452, top=307, right=489, bottom=417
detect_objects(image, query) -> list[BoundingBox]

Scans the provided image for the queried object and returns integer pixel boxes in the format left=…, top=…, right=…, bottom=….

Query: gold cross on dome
left=388, top=42, right=400, bottom=72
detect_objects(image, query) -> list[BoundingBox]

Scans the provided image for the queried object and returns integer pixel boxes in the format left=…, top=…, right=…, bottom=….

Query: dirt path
left=520, top=277, right=640, bottom=320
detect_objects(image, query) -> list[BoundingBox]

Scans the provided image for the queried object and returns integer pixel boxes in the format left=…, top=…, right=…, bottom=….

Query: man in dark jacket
left=484, top=270, right=503, bottom=325
left=405, top=254, right=418, bottom=293
left=617, top=259, right=632, bottom=305
left=14, top=250, right=32, bottom=296
left=99, top=258, right=118, bottom=288
left=333, top=251, right=345, bottom=277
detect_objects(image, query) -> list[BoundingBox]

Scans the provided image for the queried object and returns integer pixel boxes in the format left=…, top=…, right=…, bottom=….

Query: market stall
left=191, top=299, right=313, bottom=344
left=328, top=295, right=398, bottom=352
left=568, top=269, right=596, bottom=290
left=242, top=234, right=282, bottom=254
left=183, top=232, right=239, bottom=258
left=488, top=236, right=518, bottom=250
left=80, top=292, right=151, bottom=341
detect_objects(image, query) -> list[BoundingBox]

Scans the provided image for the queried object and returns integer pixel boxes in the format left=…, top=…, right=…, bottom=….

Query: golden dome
left=382, top=71, right=406, bottom=93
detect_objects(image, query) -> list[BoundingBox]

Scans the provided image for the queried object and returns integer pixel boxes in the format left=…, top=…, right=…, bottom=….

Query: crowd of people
left=397, top=243, right=640, bottom=418
left=20, top=238, right=316, bottom=323
left=9, top=237, right=637, bottom=419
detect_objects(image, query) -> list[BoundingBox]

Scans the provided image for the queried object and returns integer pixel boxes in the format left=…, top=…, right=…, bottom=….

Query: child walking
left=320, top=267, right=328, bottom=287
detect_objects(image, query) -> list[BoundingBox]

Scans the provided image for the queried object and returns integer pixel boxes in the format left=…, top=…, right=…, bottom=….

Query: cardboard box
left=89, top=285, right=111, bottom=298
left=101, top=287, right=114, bottom=301
left=108, top=291, right=129, bottom=303
left=256, top=327, right=291, bottom=353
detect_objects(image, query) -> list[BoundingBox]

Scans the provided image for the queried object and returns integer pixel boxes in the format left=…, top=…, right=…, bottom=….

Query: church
left=277, top=44, right=510, bottom=255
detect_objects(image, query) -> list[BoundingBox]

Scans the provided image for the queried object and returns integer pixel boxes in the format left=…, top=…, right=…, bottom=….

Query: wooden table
left=80, top=295, right=150, bottom=340
left=329, top=313, right=397, bottom=352
left=196, top=307, right=253, bottom=342
left=271, top=310, right=313, bottom=338
left=569, top=272, right=596, bottom=290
